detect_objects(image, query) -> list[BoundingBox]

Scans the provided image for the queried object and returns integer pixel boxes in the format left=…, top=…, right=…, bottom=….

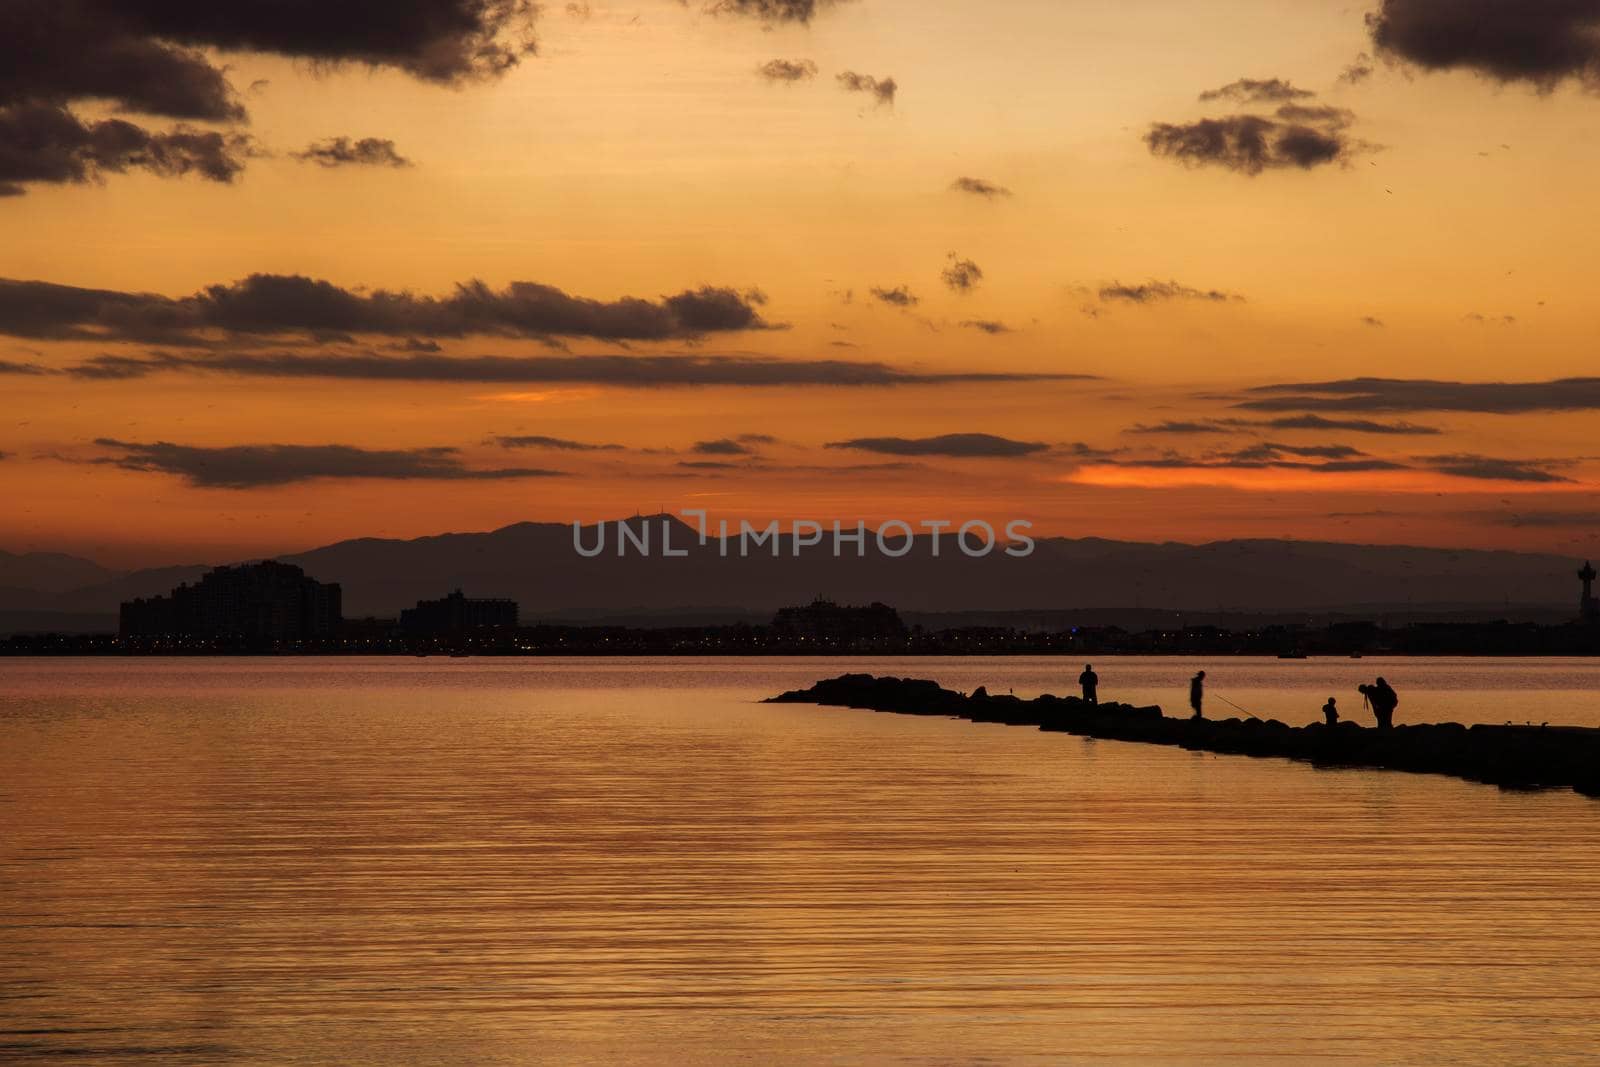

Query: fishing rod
left=1212, top=692, right=1255, bottom=717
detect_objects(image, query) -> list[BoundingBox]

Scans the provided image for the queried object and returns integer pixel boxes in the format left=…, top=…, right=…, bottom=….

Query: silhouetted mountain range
left=0, top=515, right=1586, bottom=634
left=0, top=550, right=119, bottom=596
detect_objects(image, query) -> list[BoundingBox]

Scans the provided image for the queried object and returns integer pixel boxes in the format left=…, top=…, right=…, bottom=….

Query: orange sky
left=2, top=0, right=1598, bottom=567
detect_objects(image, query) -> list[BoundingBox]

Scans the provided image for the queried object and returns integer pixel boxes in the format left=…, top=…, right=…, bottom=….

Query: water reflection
left=2, top=658, right=1598, bottom=1064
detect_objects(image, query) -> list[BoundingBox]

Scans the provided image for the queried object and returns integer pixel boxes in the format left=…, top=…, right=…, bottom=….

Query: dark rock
left=766, top=674, right=1600, bottom=800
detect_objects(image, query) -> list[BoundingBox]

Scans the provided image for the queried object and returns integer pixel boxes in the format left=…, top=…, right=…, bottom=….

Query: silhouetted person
left=1322, top=696, right=1339, bottom=726
left=1189, top=670, right=1206, bottom=719
left=1079, top=664, right=1099, bottom=705
left=1358, top=677, right=1399, bottom=730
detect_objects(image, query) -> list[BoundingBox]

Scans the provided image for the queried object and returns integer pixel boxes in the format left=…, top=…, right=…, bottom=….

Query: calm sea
left=2, top=656, right=1598, bottom=1065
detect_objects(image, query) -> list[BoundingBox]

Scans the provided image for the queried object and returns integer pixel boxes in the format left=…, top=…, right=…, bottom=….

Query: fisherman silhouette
left=1189, top=670, right=1206, bottom=719
left=1079, top=664, right=1099, bottom=705
left=1322, top=696, right=1339, bottom=726
left=1357, top=677, right=1399, bottom=730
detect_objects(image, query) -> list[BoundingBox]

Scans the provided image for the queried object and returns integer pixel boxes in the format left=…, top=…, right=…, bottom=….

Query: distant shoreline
left=3, top=647, right=1599, bottom=659
left=12, top=604, right=1600, bottom=658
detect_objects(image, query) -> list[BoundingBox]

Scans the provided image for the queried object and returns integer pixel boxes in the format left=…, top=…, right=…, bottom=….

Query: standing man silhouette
left=1189, top=670, right=1206, bottom=719
left=1078, top=664, right=1099, bottom=705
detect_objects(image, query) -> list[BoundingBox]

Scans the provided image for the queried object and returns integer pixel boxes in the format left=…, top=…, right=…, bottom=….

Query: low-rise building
left=400, top=589, right=519, bottom=634
left=771, top=598, right=906, bottom=645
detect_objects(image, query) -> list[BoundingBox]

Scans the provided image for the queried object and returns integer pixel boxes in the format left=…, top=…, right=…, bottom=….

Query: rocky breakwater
left=766, top=674, right=1600, bottom=799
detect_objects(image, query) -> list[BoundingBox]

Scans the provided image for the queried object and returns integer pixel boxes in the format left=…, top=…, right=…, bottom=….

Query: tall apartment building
left=121, top=561, right=341, bottom=639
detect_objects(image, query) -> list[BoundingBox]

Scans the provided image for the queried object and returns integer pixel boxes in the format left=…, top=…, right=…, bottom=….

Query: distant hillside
left=49, top=565, right=214, bottom=614
left=312, top=518, right=1585, bottom=618
left=0, top=550, right=118, bottom=595
left=275, top=516, right=1580, bottom=619
left=0, top=516, right=1586, bottom=631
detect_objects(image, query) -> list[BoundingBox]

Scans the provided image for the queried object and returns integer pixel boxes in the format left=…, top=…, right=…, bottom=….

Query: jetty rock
left=766, top=674, right=1600, bottom=799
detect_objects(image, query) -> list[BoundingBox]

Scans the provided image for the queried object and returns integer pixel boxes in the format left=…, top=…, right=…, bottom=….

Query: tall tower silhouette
left=1580, top=561, right=1598, bottom=623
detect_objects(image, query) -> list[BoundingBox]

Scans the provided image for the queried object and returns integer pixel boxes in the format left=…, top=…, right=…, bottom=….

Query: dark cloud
left=705, top=0, right=842, bottom=23
left=60, top=355, right=157, bottom=381
left=673, top=457, right=917, bottom=477
left=0, top=273, right=772, bottom=344
left=1274, top=103, right=1358, bottom=126
left=1326, top=508, right=1406, bottom=519
left=65, top=349, right=1095, bottom=388
left=1102, top=453, right=1407, bottom=474
left=1062, top=442, right=1123, bottom=460
left=802, top=461, right=922, bottom=473
left=292, top=137, right=412, bottom=169
left=1100, top=441, right=1414, bottom=475
left=0, top=358, right=47, bottom=375
left=1098, top=279, right=1243, bottom=304
left=92, top=438, right=564, bottom=489
left=1465, top=312, right=1517, bottom=325
left=1145, top=105, right=1365, bottom=175
left=1367, top=0, right=1600, bottom=89
left=1127, top=420, right=1233, bottom=435
left=1, top=2, right=239, bottom=122
left=22, top=1, right=540, bottom=90
left=837, top=71, right=897, bottom=105
left=0, top=0, right=536, bottom=195
left=951, top=176, right=1012, bottom=198
left=757, top=59, right=818, bottom=82
left=941, top=256, right=983, bottom=294
left=869, top=285, right=919, bottom=307
left=1227, top=414, right=1442, bottom=436
left=960, top=319, right=1011, bottom=334
left=1340, top=53, right=1377, bottom=84
left=1131, top=414, right=1442, bottom=436
left=1240, top=377, right=1600, bottom=414
left=1225, top=442, right=1369, bottom=461
left=1361, top=316, right=1386, bottom=327
left=1416, top=453, right=1574, bottom=484
left=1105, top=441, right=1401, bottom=473
left=389, top=337, right=443, bottom=353
left=738, top=433, right=779, bottom=444
left=1274, top=459, right=1407, bottom=473
left=494, top=435, right=623, bottom=451
left=0, top=102, right=253, bottom=195
left=1488, top=510, right=1600, bottom=528
left=1198, top=77, right=1316, bottom=103
left=825, top=433, right=1049, bottom=458
left=693, top=438, right=757, bottom=456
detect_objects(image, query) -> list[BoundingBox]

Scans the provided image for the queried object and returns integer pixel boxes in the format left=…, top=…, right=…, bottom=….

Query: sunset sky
left=4, top=0, right=1600, bottom=567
